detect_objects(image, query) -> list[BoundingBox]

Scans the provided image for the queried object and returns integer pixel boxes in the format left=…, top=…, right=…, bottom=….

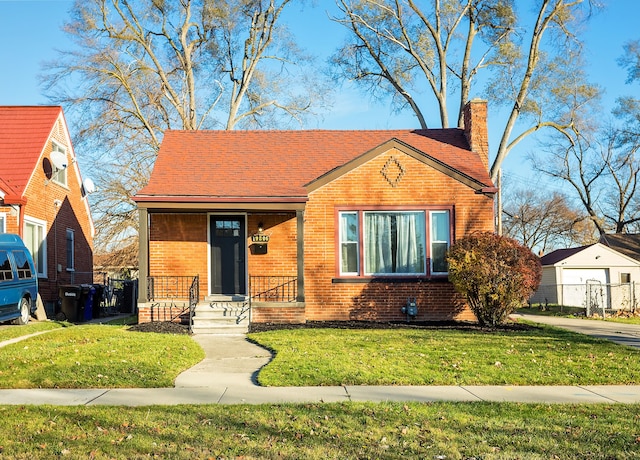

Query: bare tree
left=330, top=0, right=600, bottom=182
left=42, top=0, right=325, bottom=257
left=532, top=123, right=640, bottom=235
left=532, top=39, right=640, bottom=237
left=502, top=188, right=593, bottom=253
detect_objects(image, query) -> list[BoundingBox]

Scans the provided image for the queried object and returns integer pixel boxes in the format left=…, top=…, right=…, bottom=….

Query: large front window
left=338, top=208, right=451, bottom=277
left=364, top=211, right=426, bottom=275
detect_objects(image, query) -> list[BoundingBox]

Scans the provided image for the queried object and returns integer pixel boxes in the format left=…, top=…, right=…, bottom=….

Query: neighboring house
left=530, top=242, right=640, bottom=311
left=133, top=100, right=496, bottom=324
left=0, top=106, right=95, bottom=311
left=599, top=233, right=640, bottom=263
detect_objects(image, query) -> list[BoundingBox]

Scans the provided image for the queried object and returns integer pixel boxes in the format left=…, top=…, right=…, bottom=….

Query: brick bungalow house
left=133, top=99, right=496, bottom=325
left=0, top=106, right=95, bottom=312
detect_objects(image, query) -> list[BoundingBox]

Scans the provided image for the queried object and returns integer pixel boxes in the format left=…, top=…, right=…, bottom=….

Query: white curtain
left=365, top=213, right=392, bottom=273
left=396, top=213, right=421, bottom=273
left=365, top=212, right=424, bottom=274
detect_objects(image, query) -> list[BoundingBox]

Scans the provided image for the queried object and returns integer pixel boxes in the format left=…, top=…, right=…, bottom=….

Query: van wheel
left=15, top=298, right=30, bottom=325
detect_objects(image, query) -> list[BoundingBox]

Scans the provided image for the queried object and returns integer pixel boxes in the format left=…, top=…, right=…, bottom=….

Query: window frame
left=23, top=216, right=47, bottom=278
left=336, top=205, right=453, bottom=279
left=339, top=211, right=360, bottom=275
left=0, top=212, right=6, bottom=233
left=66, top=228, right=75, bottom=271
left=51, top=141, right=68, bottom=187
left=429, top=210, right=451, bottom=276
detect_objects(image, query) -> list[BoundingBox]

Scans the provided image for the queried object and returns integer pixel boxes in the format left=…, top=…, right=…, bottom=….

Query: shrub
left=447, top=232, right=542, bottom=327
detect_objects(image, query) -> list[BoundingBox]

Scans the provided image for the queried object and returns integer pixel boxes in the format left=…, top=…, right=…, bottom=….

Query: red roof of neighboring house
left=0, top=106, right=63, bottom=196
left=135, top=129, right=493, bottom=201
left=0, top=176, right=19, bottom=198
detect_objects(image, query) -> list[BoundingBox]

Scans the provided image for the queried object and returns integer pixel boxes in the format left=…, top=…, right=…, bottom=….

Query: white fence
left=529, top=282, right=640, bottom=316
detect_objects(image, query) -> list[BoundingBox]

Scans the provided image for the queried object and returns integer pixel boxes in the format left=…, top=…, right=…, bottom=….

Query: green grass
left=0, top=321, right=66, bottom=342
left=248, top=325, right=640, bottom=386
left=0, top=324, right=204, bottom=388
left=101, top=315, right=138, bottom=326
left=1, top=402, right=638, bottom=459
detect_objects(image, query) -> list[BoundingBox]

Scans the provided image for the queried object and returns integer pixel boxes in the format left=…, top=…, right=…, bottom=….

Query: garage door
left=561, top=268, right=609, bottom=308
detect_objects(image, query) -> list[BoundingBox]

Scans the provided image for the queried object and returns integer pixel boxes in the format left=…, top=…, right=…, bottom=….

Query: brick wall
left=303, top=147, right=494, bottom=322
left=149, top=213, right=208, bottom=298
left=251, top=302, right=305, bottom=323
left=247, top=212, right=297, bottom=278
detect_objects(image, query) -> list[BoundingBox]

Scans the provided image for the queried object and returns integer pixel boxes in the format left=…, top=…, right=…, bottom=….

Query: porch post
left=296, top=209, right=305, bottom=302
left=137, top=207, right=149, bottom=303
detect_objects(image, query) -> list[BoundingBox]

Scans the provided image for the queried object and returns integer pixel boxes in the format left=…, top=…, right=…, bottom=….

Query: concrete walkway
left=512, top=312, right=640, bottom=349
left=1, top=316, right=640, bottom=405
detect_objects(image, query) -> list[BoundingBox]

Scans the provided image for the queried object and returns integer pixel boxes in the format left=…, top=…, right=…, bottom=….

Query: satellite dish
left=82, top=177, right=96, bottom=194
left=50, top=150, right=68, bottom=170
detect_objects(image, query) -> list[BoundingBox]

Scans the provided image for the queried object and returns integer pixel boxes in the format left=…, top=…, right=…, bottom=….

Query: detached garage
left=530, top=243, right=640, bottom=311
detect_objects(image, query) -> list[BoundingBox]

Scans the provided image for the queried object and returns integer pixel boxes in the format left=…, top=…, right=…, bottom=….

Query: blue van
left=0, top=234, right=38, bottom=324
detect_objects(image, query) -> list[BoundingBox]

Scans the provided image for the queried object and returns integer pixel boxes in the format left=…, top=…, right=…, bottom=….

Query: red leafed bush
left=447, top=232, right=542, bottom=327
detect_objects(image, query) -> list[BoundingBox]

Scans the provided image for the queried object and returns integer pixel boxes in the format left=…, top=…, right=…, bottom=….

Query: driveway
left=512, top=313, right=640, bottom=349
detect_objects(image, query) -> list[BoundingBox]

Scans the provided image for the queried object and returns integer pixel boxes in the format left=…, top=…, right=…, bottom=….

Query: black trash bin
left=58, top=285, right=82, bottom=322
left=120, top=280, right=137, bottom=313
left=92, top=284, right=105, bottom=318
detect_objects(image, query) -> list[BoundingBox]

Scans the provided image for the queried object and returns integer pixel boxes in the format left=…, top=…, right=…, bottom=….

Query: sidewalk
left=1, top=318, right=640, bottom=405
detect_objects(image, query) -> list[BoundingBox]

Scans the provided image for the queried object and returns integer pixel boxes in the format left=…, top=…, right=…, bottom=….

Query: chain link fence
left=530, top=282, right=640, bottom=316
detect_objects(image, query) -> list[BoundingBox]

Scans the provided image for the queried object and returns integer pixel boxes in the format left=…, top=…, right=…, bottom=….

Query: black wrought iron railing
left=147, top=275, right=197, bottom=300
left=188, top=275, right=199, bottom=333
left=249, top=275, right=297, bottom=302
left=146, top=275, right=199, bottom=327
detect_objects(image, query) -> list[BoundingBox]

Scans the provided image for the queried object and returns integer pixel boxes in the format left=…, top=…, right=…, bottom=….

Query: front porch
left=138, top=275, right=306, bottom=333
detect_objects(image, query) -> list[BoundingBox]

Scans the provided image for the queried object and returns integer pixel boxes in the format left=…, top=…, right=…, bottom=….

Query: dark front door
left=210, top=216, right=246, bottom=295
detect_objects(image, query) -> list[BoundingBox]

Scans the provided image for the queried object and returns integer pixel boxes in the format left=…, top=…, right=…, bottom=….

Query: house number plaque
left=251, top=234, right=270, bottom=243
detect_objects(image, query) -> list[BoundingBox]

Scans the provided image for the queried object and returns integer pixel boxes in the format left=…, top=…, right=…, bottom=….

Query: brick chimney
left=463, top=99, right=489, bottom=171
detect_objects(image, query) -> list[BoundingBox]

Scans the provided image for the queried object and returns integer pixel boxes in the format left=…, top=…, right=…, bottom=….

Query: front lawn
left=0, top=321, right=66, bottom=343
left=2, top=402, right=639, bottom=459
left=248, top=323, right=640, bottom=386
left=0, top=324, right=204, bottom=388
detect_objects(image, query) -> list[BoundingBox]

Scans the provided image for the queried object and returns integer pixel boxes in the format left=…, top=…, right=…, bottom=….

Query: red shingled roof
left=0, top=106, right=62, bottom=197
left=136, top=129, right=493, bottom=201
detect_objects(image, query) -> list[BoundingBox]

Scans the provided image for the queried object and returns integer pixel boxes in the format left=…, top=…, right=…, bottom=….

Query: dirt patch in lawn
left=127, top=320, right=538, bottom=335
left=128, top=322, right=190, bottom=334
left=249, top=320, right=538, bottom=333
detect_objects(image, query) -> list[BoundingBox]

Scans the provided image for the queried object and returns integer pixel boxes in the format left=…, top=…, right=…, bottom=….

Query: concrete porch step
left=191, top=323, right=249, bottom=335
left=191, top=300, right=249, bottom=335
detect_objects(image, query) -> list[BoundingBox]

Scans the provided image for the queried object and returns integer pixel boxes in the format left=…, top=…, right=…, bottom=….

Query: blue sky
left=0, top=0, right=637, bottom=190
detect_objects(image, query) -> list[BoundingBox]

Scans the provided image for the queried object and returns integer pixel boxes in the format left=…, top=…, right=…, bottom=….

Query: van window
left=0, top=250, right=13, bottom=281
left=12, top=250, right=33, bottom=279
